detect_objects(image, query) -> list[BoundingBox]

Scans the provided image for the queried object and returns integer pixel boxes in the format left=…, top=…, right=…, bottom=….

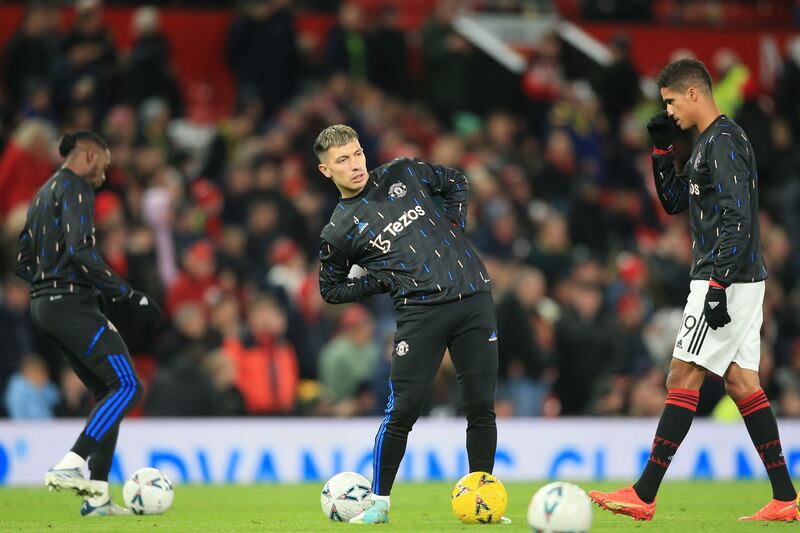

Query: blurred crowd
left=2, top=0, right=800, bottom=421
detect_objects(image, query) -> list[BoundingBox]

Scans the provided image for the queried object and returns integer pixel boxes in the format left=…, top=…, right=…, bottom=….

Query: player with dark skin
left=15, top=130, right=162, bottom=517
left=590, top=60, right=798, bottom=523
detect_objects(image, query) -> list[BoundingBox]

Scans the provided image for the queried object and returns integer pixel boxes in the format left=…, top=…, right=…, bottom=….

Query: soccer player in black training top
left=590, top=60, right=798, bottom=522
left=15, top=131, right=162, bottom=516
left=316, top=125, right=507, bottom=525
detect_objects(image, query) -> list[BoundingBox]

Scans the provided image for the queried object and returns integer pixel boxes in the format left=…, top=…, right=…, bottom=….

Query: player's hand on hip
left=704, top=286, right=731, bottom=330
left=380, top=276, right=397, bottom=293
left=125, top=289, right=164, bottom=328
left=647, top=110, right=678, bottom=150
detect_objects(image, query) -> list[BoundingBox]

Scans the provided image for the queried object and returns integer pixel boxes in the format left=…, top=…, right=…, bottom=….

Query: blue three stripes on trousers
left=373, top=382, right=395, bottom=494
left=85, top=355, right=137, bottom=441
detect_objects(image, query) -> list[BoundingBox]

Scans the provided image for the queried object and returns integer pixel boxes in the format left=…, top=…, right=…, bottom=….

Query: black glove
left=125, top=289, right=163, bottom=328
left=647, top=110, right=679, bottom=150
left=366, top=275, right=395, bottom=293
left=704, top=286, right=731, bottom=330
left=380, top=276, right=397, bottom=293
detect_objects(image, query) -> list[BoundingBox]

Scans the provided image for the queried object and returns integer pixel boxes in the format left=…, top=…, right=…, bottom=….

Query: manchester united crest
left=395, top=340, right=409, bottom=356
left=389, top=182, right=407, bottom=199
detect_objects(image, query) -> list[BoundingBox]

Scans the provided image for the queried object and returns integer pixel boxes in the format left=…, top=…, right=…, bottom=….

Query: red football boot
left=738, top=498, right=799, bottom=522
left=588, top=485, right=655, bottom=521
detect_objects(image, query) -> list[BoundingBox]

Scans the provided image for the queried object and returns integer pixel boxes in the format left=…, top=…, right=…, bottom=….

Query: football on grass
left=450, top=471, right=508, bottom=524
left=527, top=481, right=592, bottom=532
left=320, top=471, right=372, bottom=522
left=123, top=467, right=174, bottom=515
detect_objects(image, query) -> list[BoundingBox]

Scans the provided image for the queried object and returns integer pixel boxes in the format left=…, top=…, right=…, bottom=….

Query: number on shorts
left=681, top=314, right=698, bottom=338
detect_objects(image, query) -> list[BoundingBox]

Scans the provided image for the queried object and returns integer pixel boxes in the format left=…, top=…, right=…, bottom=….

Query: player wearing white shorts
left=589, top=59, right=798, bottom=522
left=673, top=279, right=763, bottom=377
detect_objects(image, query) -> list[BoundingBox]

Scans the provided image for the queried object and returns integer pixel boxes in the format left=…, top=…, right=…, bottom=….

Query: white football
left=123, top=467, right=174, bottom=515
left=320, top=471, right=372, bottom=522
left=528, top=481, right=592, bottom=532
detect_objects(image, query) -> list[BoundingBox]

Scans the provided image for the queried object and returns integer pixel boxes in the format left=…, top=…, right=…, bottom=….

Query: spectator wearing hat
left=265, top=238, right=305, bottom=300
left=166, top=240, right=221, bottom=317
left=190, top=178, right=224, bottom=239
left=93, top=190, right=124, bottom=229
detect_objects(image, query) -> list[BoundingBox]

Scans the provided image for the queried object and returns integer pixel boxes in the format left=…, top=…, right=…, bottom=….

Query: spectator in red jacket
left=166, top=240, right=221, bottom=317
left=0, top=118, right=56, bottom=221
left=222, top=294, right=298, bottom=414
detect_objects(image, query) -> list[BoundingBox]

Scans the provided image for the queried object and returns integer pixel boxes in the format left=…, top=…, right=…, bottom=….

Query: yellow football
left=450, top=471, right=508, bottom=524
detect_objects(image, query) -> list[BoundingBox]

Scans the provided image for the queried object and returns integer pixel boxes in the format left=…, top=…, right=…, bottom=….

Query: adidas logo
left=676, top=339, right=683, bottom=348
left=353, top=216, right=369, bottom=234
left=488, top=330, right=498, bottom=342
left=709, top=302, right=719, bottom=309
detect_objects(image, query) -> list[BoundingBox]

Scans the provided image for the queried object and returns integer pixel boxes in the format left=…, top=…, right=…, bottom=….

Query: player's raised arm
left=413, top=158, right=469, bottom=230
left=63, top=178, right=130, bottom=302
left=648, top=111, right=689, bottom=215
left=592, top=58, right=796, bottom=524
left=708, top=132, right=753, bottom=286
left=319, top=238, right=392, bottom=304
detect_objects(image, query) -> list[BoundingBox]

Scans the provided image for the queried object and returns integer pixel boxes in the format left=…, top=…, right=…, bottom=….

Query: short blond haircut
left=314, top=124, right=358, bottom=161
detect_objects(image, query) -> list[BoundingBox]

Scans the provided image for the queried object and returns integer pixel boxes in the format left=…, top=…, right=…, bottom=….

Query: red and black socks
left=633, top=388, right=699, bottom=503
left=737, top=389, right=797, bottom=502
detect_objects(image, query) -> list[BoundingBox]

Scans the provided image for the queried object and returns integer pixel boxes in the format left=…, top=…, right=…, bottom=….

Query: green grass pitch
left=0, top=481, right=793, bottom=531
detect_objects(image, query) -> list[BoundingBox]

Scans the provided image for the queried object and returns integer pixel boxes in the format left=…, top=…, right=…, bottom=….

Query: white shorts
left=672, top=280, right=765, bottom=376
